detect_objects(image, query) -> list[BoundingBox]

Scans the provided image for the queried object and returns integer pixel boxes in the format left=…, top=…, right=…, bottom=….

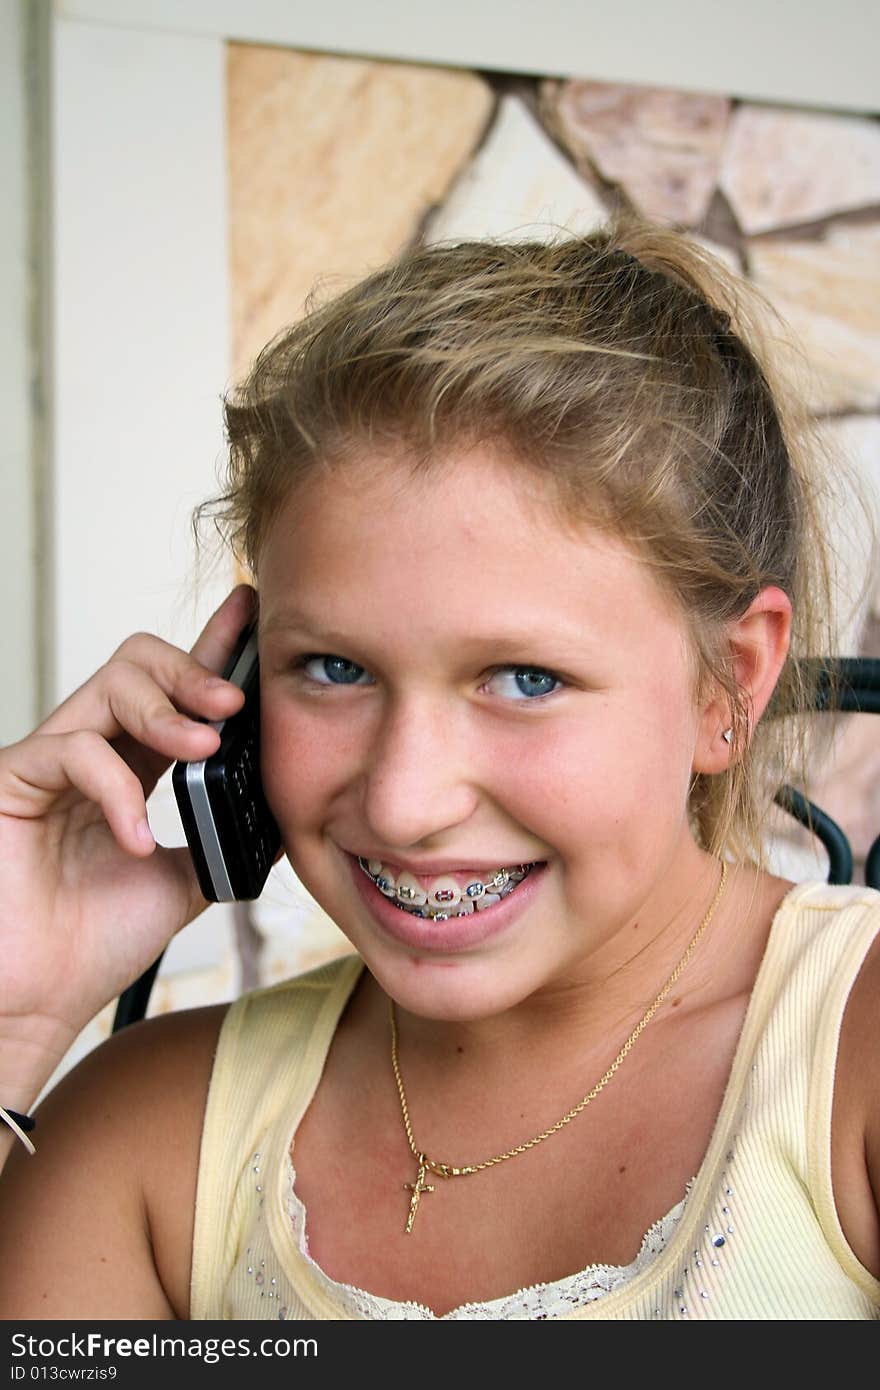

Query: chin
left=359, top=940, right=557, bottom=1024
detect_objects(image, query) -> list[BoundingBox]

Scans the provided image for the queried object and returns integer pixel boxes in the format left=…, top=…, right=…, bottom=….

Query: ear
left=692, top=585, right=793, bottom=774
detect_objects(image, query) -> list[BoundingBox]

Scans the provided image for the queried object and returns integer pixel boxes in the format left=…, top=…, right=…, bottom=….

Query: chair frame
left=775, top=657, right=880, bottom=889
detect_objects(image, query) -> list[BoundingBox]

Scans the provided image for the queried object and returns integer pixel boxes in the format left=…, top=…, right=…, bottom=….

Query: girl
left=0, top=218, right=878, bottom=1320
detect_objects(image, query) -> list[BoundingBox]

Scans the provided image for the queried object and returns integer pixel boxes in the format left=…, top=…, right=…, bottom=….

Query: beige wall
left=0, top=0, right=40, bottom=745
left=56, top=0, right=880, bottom=113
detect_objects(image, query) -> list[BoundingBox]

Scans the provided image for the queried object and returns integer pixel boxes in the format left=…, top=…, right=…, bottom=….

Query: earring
left=722, top=728, right=733, bottom=745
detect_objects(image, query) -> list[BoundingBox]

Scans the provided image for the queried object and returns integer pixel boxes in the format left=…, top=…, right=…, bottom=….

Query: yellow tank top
left=190, top=881, right=880, bottom=1320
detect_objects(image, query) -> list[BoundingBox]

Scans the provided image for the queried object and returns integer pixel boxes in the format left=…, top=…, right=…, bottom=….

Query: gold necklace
left=389, top=860, right=728, bottom=1233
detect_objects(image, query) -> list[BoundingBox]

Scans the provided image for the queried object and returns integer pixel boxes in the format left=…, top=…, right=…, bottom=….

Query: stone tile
left=763, top=715, right=880, bottom=889
left=260, top=932, right=354, bottom=989
left=807, top=713, right=880, bottom=871
left=721, top=105, right=880, bottom=235
left=747, top=222, right=880, bottom=413
left=149, top=960, right=240, bottom=1014
left=538, top=79, right=729, bottom=227
left=764, top=819, right=829, bottom=884
left=422, top=93, right=606, bottom=245
left=227, top=44, right=494, bottom=377
left=818, top=415, right=880, bottom=630
left=692, top=235, right=741, bottom=276
left=250, top=858, right=351, bottom=986
left=768, top=708, right=880, bottom=885
left=763, top=419, right=880, bottom=880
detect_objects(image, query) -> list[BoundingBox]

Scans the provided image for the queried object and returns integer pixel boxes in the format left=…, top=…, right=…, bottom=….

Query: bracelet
left=0, top=1106, right=36, bottom=1155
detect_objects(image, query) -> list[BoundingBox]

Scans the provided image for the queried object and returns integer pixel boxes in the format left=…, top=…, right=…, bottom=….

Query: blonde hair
left=198, top=214, right=846, bottom=864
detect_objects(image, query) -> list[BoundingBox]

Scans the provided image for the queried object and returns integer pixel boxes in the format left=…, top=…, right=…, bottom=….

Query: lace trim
left=283, top=1152, right=694, bottom=1320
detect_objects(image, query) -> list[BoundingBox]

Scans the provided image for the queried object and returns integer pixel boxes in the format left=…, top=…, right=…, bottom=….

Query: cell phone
left=172, top=621, right=282, bottom=901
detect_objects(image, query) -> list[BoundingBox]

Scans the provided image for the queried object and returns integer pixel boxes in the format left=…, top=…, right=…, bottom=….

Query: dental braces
left=357, top=858, right=538, bottom=919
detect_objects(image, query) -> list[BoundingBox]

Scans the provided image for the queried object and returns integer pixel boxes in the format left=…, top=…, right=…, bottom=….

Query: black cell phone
left=172, top=622, right=282, bottom=902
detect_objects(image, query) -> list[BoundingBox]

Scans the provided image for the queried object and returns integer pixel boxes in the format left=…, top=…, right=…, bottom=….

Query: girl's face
left=258, top=447, right=718, bottom=1022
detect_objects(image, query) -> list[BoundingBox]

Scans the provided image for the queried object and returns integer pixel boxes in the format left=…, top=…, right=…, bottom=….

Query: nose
left=358, top=692, right=480, bottom=849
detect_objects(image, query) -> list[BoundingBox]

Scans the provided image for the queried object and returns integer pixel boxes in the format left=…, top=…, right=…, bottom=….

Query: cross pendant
left=403, top=1154, right=435, bottom=1234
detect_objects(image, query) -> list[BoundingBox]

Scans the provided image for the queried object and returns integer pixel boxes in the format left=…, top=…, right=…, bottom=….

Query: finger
left=103, top=660, right=229, bottom=761
left=0, top=731, right=159, bottom=857
left=189, top=582, right=259, bottom=674
left=36, top=631, right=247, bottom=744
left=103, top=586, right=257, bottom=789
left=94, top=651, right=245, bottom=797
left=36, top=584, right=257, bottom=740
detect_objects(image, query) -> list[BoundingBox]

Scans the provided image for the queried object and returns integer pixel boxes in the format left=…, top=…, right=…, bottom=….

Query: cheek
left=259, top=696, right=362, bottom=823
left=512, top=692, right=697, bottom=835
left=482, top=716, right=626, bottom=836
left=614, top=682, right=702, bottom=810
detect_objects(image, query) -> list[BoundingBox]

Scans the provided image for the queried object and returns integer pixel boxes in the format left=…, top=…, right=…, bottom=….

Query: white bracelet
left=0, top=1106, right=36, bottom=1155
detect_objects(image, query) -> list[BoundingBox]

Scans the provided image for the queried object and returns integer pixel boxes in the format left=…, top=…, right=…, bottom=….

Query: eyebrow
left=260, top=608, right=596, bottom=656
left=260, top=610, right=347, bottom=641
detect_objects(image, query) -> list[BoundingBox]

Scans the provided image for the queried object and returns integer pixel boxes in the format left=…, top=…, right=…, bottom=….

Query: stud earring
left=722, top=728, right=733, bottom=745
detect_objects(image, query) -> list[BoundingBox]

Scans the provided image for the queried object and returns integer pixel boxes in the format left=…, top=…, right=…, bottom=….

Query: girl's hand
left=0, top=584, right=257, bottom=1076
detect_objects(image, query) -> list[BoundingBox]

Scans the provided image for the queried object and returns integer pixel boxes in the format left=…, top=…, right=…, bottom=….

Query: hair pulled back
left=200, top=215, right=841, bottom=864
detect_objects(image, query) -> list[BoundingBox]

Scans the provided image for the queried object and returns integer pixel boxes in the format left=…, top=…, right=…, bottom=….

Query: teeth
left=475, top=892, right=501, bottom=911
left=426, top=876, right=462, bottom=909
left=395, top=872, right=427, bottom=906
left=358, top=856, right=538, bottom=920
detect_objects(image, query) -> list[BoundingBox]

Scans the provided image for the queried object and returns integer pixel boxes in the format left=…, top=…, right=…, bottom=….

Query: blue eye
left=487, top=667, right=562, bottom=700
left=301, top=655, right=372, bottom=686
left=293, top=657, right=561, bottom=699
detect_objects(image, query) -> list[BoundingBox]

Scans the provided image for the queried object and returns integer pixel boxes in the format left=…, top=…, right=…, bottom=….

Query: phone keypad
left=226, top=721, right=276, bottom=884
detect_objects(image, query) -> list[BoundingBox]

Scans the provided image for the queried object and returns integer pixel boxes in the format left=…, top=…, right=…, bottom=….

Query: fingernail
left=205, top=676, right=230, bottom=689
left=136, top=818, right=155, bottom=847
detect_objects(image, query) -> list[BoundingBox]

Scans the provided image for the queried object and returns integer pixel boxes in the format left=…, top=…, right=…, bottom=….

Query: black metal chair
left=111, top=656, right=880, bottom=1034
left=774, top=657, right=880, bottom=889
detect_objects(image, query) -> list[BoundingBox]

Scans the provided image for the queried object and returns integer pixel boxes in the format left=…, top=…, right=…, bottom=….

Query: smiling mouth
left=356, top=857, right=541, bottom=919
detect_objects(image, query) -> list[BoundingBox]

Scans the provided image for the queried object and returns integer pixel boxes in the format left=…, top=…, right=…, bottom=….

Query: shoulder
left=0, top=955, right=364, bottom=1320
left=776, top=877, right=880, bottom=924
left=829, top=889, right=880, bottom=1280
left=0, top=1000, right=230, bottom=1318
left=48, top=997, right=233, bottom=1162
left=769, top=879, right=880, bottom=980
left=90, top=955, right=362, bottom=1305
left=832, top=886, right=880, bottom=1115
